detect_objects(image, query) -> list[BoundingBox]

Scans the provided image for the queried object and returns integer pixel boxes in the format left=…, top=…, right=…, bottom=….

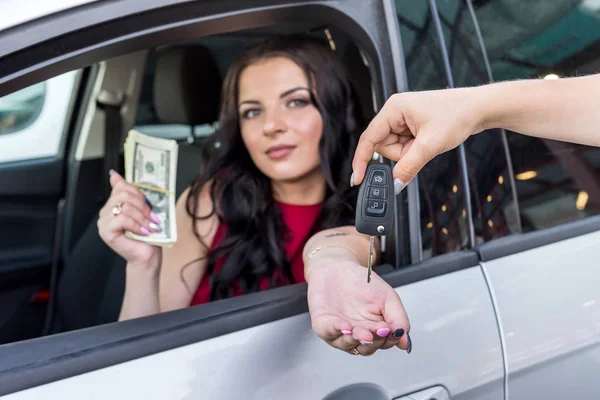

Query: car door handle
left=394, top=385, right=450, bottom=400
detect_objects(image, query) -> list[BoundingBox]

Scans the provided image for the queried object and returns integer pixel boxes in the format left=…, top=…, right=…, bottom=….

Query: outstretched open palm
left=307, top=260, right=411, bottom=356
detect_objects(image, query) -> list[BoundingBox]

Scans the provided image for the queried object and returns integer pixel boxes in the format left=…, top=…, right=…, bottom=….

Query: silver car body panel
left=483, top=230, right=600, bottom=399
left=4, top=267, right=503, bottom=400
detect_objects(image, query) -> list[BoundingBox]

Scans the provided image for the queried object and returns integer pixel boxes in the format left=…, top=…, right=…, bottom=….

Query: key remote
left=355, top=163, right=395, bottom=282
left=355, top=163, right=395, bottom=236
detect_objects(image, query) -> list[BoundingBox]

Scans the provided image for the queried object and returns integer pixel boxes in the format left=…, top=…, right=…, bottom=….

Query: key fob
left=355, top=163, right=395, bottom=236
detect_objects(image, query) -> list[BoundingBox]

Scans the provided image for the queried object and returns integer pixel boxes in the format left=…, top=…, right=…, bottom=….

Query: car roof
left=0, top=0, right=100, bottom=32
left=0, top=0, right=99, bottom=32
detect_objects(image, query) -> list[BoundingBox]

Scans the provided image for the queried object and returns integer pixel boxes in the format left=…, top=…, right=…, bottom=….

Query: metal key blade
left=367, top=235, right=374, bottom=283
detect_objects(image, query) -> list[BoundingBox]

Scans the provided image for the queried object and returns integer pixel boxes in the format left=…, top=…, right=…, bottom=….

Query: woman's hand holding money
left=98, top=169, right=162, bottom=269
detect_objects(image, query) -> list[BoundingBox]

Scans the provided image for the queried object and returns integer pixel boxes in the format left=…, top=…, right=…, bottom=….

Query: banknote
left=124, top=129, right=178, bottom=247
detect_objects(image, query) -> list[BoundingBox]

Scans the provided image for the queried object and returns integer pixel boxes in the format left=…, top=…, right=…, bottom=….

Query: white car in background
left=1, top=0, right=599, bottom=399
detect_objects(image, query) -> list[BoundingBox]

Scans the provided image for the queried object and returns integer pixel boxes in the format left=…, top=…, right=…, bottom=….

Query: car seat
left=52, top=44, right=223, bottom=332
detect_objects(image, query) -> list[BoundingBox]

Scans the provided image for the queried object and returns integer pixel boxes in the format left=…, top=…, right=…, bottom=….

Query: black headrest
left=153, top=45, right=222, bottom=126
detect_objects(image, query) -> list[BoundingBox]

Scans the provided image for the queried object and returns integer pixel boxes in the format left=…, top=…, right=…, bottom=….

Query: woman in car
left=98, top=35, right=411, bottom=357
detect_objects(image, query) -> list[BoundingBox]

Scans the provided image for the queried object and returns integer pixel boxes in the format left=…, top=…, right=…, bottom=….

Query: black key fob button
left=370, top=170, right=386, bottom=185
left=366, top=200, right=386, bottom=217
left=367, top=186, right=387, bottom=200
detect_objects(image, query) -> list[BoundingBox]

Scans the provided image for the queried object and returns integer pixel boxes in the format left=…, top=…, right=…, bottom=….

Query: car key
left=355, top=163, right=395, bottom=283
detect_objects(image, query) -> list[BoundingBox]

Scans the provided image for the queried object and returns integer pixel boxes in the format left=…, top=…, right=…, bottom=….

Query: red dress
left=190, top=201, right=323, bottom=305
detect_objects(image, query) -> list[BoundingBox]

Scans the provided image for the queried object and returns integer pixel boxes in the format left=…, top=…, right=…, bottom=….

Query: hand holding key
left=351, top=90, right=481, bottom=190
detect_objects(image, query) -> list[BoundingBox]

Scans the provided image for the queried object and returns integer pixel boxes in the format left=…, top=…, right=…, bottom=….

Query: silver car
left=1, top=0, right=599, bottom=399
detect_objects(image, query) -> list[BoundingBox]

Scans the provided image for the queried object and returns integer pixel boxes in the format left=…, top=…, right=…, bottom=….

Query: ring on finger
left=112, top=202, right=124, bottom=216
left=350, top=347, right=361, bottom=356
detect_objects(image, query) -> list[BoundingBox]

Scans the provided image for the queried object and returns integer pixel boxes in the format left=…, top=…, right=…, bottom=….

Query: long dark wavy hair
left=185, top=35, right=365, bottom=301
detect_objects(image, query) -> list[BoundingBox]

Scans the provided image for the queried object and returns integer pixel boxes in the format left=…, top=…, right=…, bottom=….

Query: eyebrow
left=238, top=87, right=310, bottom=108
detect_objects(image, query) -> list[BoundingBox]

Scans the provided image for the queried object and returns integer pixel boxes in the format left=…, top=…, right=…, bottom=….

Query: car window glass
left=435, top=0, right=520, bottom=243
left=0, top=82, right=46, bottom=135
left=396, top=0, right=471, bottom=259
left=0, top=71, right=78, bottom=164
left=473, top=0, right=600, bottom=232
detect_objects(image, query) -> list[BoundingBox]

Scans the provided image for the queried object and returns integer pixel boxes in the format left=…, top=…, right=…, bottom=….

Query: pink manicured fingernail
left=149, top=222, right=162, bottom=232
left=150, top=212, right=160, bottom=224
left=376, top=328, right=390, bottom=337
left=109, top=169, right=115, bottom=176
left=140, top=227, right=150, bottom=236
left=341, top=330, right=352, bottom=335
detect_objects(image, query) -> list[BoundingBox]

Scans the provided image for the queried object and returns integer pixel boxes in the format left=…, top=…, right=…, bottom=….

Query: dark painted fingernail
left=406, top=333, right=412, bottom=354
left=393, top=328, right=405, bottom=339
left=145, top=197, right=154, bottom=209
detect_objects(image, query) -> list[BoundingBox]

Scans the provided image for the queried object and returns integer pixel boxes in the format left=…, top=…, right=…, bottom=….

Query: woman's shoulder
left=177, top=178, right=215, bottom=215
left=160, top=179, right=219, bottom=309
left=175, top=178, right=221, bottom=241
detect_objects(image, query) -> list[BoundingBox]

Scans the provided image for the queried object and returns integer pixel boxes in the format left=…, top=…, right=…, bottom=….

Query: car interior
left=1, top=25, right=388, bottom=344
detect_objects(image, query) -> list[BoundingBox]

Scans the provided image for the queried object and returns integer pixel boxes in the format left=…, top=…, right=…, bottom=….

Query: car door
left=0, top=1, right=503, bottom=399
left=0, top=67, right=83, bottom=344
left=462, top=1, right=600, bottom=398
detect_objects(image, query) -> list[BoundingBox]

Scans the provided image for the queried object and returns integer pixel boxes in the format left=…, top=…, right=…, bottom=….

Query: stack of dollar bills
left=124, top=129, right=178, bottom=247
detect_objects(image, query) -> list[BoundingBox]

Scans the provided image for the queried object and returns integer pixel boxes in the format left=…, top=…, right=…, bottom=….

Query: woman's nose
left=262, top=109, right=286, bottom=136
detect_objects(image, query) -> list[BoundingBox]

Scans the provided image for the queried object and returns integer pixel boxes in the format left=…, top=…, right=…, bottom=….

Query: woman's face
left=238, top=56, right=324, bottom=183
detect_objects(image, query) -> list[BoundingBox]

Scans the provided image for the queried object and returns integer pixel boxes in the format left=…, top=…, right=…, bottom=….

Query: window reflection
left=509, top=136, right=600, bottom=232
left=396, top=0, right=470, bottom=258
left=395, top=0, right=600, bottom=249
left=436, top=0, right=520, bottom=243
left=472, top=0, right=600, bottom=232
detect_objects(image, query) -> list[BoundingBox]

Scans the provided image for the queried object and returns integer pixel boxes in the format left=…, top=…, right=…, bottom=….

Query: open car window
left=0, top=0, right=393, bottom=348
